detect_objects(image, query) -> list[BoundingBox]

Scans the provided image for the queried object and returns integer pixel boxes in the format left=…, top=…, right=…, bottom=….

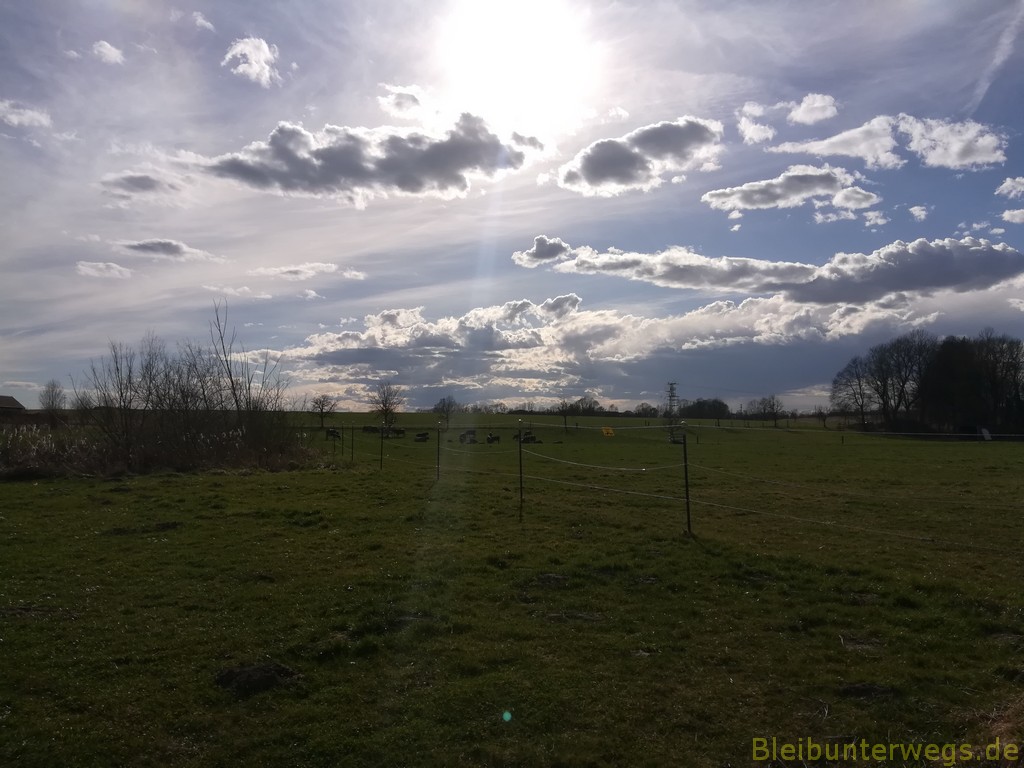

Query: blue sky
left=2, top=0, right=1024, bottom=412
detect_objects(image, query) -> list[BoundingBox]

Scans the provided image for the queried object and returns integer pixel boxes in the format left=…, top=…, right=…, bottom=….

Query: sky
left=2, top=0, right=1024, bottom=414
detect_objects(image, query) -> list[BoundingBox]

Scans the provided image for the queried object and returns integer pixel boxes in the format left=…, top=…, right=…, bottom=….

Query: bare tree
left=369, top=381, right=405, bottom=428
left=553, top=398, right=574, bottom=432
left=759, top=395, right=785, bottom=427
left=812, top=404, right=830, bottom=429
left=432, top=395, right=460, bottom=429
left=310, top=393, right=338, bottom=428
left=831, top=354, right=875, bottom=426
left=39, top=378, right=67, bottom=413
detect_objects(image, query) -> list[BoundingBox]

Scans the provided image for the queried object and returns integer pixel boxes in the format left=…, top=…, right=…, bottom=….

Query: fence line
left=522, top=474, right=684, bottom=502
left=522, top=448, right=683, bottom=472
left=363, top=423, right=1022, bottom=557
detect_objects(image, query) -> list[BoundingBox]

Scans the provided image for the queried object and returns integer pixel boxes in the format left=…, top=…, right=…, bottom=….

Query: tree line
left=4, top=304, right=306, bottom=476
left=830, top=328, right=1024, bottom=433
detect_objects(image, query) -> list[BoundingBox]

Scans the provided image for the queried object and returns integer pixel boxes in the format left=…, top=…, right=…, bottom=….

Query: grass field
left=3, top=415, right=1024, bottom=766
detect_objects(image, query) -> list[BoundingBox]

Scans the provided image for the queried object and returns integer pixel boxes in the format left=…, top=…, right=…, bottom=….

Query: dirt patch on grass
left=837, top=682, right=899, bottom=700
left=101, top=521, right=182, bottom=536
left=215, top=661, right=299, bottom=698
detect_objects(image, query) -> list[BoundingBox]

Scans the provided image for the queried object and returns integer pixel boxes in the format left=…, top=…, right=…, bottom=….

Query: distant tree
left=310, top=393, right=338, bottom=428
left=552, top=399, right=574, bottom=432
left=974, top=328, right=1024, bottom=429
left=830, top=355, right=874, bottom=426
left=39, top=378, right=67, bottom=414
left=634, top=402, right=658, bottom=418
left=679, top=398, right=730, bottom=421
left=433, top=395, right=460, bottom=429
left=864, top=330, right=937, bottom=425
left=745, top=398, right=763, bottom=422
left=759, top=395, right=785, bottom=427
left=370, top=381, right=405, bottom=428
left=812, top=405, right=830, bottom=429
left=574, top=395, right=602, bottom=415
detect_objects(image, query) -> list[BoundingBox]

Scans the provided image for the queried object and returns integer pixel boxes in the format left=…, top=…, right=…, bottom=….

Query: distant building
left=0, top=395, right=26, bottom=413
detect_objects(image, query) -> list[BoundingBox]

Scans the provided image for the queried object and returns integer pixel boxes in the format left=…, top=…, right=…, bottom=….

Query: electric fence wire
left=521, top=448, right=684, bottom=472
left=362, top=431, right=1022, bottom=557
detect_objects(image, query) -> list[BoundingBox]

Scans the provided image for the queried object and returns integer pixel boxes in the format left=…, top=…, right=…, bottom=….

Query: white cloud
left=222, top=38, right=282, bottom=88
left=201, top=285, right=272, bottom=299
left=991, top=227, right=1006, bottom=235
left=557, top=117, right=725, bottom=196
left=0, top=100, right=51, bottom=128
left=863, top=210, right=889, bottom=227
left=832, top=186, right=881, bottom=209
left=966, top=0, right=1024, bottom=115
left=76, top=261, right=131, bottom=278
left=729, top=224, right=741, bottom=232
left=739, top=101, right=766, bottom=118
left=814, top=210, right=856, bottom=224
left=64, top=49, right=80, bottom=59
left=377, top=84, right=426, bottom=118
left=192, top=11, right=215, bottom=31
left=996, top=177, right=1024, bottom=199
left=248, top=262, right=341, bottom=281
left=701, top=164, right=867, bottom=214
left=897, top=114, right=1006, bottom=169
left=1002, top=210, right=1024, bottom=224
left=787, top=93, right=838, bottom=125
left=92, top=41, right=125, bottom=65
left=737, top=115, right=775, bottom=144
left=909, top=205, right=929, bottom=221
left=201, top=114, right=532, bottom=205
left=769, top=116, right=903, bottom=169
left=301, top=289, right=324, bottom=300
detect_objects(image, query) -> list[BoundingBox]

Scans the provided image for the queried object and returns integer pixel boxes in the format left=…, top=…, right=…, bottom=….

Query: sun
left=433, top=0, right=604, bottom=140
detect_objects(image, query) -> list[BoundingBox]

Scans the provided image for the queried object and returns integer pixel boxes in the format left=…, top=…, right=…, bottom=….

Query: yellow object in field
left=602, top=427, right=615, bottom=436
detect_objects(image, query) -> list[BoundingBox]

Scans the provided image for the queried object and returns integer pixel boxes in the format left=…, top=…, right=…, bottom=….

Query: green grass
left=3, top=420, right=1024, bottom=766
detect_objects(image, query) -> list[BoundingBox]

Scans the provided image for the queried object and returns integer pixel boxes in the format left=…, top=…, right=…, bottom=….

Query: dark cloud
left=116, top=238, right=223, bottom=262
left=101, top=171, right=180, bottom=195
left=569, top=139, right=650, bottom=186
left=782, top=236, right=1024, bottom=303
left=511, top=235, right=575, bottom=268
left=202, top=114, right=530, bottom=205
left=377, top=86, right=424, bottom=117
left=511, top=132, right=544, bottom=150
left=538, top=293, right=582, bottom=319
left=558, top=117, right=724, bottom=195
left=701, top=165, right=864, bottom=213
left=515, top=234, right=1024, bottom=306
left=99, top=166, right=187, bottom=205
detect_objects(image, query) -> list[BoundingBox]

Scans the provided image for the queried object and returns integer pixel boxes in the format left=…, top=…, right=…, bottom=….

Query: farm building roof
left=0, top=395, right=26, bottom=410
